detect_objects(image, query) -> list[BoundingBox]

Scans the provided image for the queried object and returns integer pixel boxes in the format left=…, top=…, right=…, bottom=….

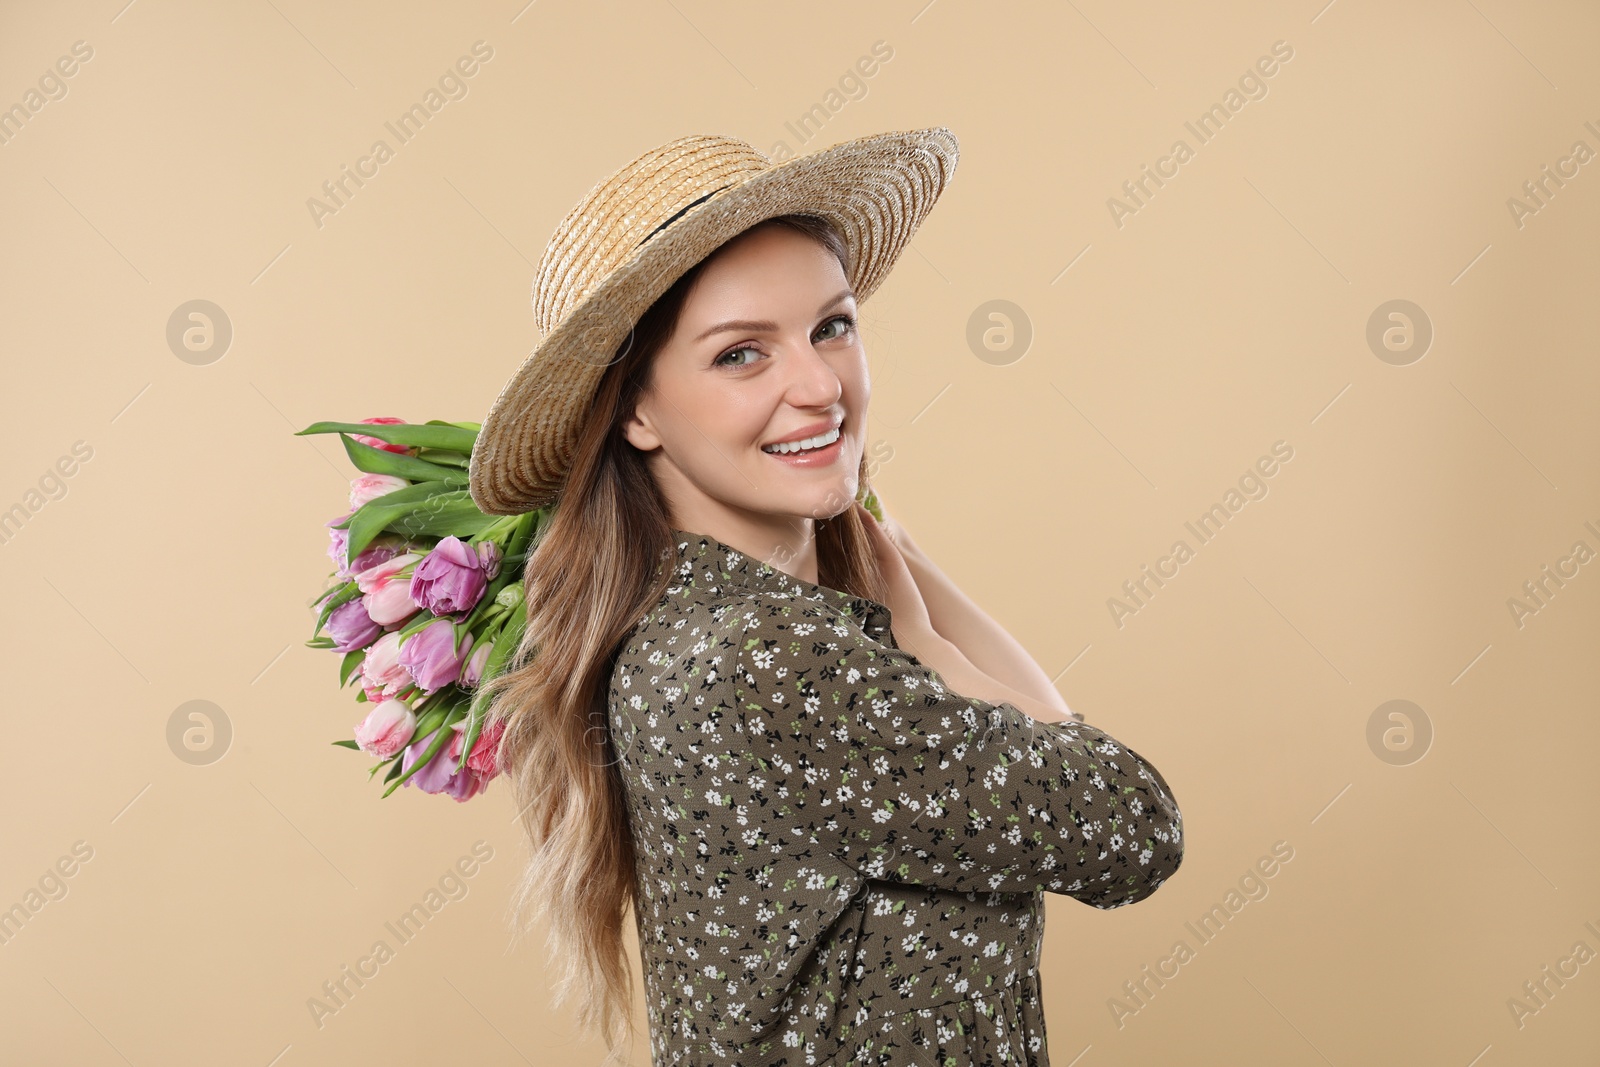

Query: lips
left=761, top=416, right=843, bottom=450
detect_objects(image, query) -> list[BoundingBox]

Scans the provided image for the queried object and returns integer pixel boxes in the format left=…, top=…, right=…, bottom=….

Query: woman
left=467, top=128, right=1185, bottom=1066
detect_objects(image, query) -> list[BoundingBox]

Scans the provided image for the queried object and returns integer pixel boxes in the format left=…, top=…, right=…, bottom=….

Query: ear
left=621, top=401, right=661, bottom=452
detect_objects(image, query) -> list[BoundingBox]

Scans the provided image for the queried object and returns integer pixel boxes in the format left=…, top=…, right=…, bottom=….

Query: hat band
left=636, top=184, right=732, bottom=247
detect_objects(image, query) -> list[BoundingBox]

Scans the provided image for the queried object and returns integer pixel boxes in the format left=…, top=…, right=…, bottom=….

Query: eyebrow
left=691, top=289, right=857, bottom=344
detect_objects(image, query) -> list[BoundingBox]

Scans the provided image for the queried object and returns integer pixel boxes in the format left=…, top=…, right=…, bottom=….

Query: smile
left=761, top=426, right=842, bottom=454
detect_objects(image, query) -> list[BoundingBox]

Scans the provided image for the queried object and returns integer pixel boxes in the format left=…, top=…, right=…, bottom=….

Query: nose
left=776, top=332, right=845, bottom=409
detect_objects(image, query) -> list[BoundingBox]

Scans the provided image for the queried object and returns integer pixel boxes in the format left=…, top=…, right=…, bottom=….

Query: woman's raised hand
left=854, top=500, right=937, bottom=653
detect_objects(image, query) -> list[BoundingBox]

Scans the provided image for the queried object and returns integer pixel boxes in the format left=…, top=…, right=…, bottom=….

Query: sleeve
left=726, top=590, right=1184, bottom=907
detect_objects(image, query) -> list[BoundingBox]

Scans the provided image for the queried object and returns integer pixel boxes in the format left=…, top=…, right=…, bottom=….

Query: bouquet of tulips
left=299, top=416, right=542, bottom=802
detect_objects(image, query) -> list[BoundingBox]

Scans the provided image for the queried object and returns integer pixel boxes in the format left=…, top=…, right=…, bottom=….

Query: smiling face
left=622, top=220, right=869, bottom=552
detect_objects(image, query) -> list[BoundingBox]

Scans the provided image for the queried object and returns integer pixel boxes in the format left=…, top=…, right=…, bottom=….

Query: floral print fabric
left=608, top=529, right=1185, bottom=1065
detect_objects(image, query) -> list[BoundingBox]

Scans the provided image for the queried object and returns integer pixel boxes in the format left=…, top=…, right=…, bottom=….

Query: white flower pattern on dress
left=608, top=529, right=1185, bottom=1066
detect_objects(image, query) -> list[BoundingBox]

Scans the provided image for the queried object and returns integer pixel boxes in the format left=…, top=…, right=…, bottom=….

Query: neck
left=671, top=512, right=823, bottom=585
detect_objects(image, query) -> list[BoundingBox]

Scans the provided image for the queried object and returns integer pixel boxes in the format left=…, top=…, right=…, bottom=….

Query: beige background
left=3, top=0, right=1597, bottom=1063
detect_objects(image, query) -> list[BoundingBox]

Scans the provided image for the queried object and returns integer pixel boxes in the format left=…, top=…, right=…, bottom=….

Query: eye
left=713, top=345, right=762, bottom=369
left=814, top=313, right=856, bottom=343
left=711, top=314, right=857, bottom=369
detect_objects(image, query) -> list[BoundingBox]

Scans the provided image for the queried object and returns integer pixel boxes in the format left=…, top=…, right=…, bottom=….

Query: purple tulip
left=461, top=639, right=493, bottom=688
left=327, top=597, right=382, bottom=653
left=401, top=723, right=487, bottom=802
left=327, top=514, right=408, bottom=582
left=398, top=618, right=474, bottom=694
left=410, top=536, right=492, bottom=618
left=347, top=534, right=408, bottom=579
left=326, top=514, right=352, bottom=576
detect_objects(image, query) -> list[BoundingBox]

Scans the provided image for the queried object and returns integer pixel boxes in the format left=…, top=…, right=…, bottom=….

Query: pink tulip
left=466, top=717, right=507, bottom=779
left=355, top=552, right=419, bottom=593
left=399, top=619, right=474, bottom=694
left=357, top=552, right=423, bottom=627
left=358, top=631, right=412, bottom=700
left=354, top=699, right=416, bottom=758
left=352, top=417, right=414, bottom=455
left=350, top=473, right=410, bottom=510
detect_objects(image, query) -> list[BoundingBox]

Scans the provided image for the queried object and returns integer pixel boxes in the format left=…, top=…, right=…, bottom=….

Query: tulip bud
left=354, top=699, right=417, bottom=759
left=462, top=639, right=493, bottom=688
left=352, top=417, right=414, bottom=455
left=350, top=473, right=410, bottom=510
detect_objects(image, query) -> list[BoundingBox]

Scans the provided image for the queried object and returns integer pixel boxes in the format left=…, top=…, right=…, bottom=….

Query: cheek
left=672, top=385, right=767, bottom=454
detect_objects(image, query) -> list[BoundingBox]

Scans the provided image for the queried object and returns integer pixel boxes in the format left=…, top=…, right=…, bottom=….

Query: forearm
left=900, top=630, right=1076, bottom=725
left=895, top=531, right=1076, bottom=718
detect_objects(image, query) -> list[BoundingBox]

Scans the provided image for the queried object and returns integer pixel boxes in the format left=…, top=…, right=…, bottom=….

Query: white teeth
left=762, top=426, right=841, bottom=454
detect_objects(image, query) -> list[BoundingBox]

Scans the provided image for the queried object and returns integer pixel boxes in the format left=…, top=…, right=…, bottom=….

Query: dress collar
left=665, top=526, right=892, bottom=636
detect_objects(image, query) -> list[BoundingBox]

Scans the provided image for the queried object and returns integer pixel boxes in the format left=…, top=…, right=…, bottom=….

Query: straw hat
left=467, top=125, right=961, bottom=515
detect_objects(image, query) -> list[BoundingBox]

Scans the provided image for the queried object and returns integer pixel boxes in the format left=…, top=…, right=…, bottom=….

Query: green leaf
left=416, top=449, right=470, bottom=468
left=296, top=420, right=479, bottom=454
left=336, top=479, right=464, bottom=527
left=384, top=492, right=498, bottom=541
left=332, top=739, right=361, bottom=750
left=382, top=754, right=405, bottom=782
left=338, top=649, right=366, bottom=687
left=337, top=433, right=468, bottom=484
left=407, top=695, right=454, bottom=746
left=857, top=484, right=883, bottom=523
left=341, top=502, right=418, bottom=563
left=393, top=610, right=450, bottom=646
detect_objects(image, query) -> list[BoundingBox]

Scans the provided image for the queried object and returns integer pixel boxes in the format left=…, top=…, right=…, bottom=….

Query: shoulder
left=719, top=588, right=879, bottom=651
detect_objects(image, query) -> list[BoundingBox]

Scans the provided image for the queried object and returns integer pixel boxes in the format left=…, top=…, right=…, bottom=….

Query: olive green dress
left=607, top=529, right=1185, bottom=1065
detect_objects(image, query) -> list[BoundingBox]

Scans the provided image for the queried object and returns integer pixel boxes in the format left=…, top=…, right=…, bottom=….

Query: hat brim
left=468, top=126, right=959, bottom=516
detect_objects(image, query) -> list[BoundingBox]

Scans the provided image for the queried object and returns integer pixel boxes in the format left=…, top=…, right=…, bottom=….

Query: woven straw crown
left=468, top=126, right=960, bottom=515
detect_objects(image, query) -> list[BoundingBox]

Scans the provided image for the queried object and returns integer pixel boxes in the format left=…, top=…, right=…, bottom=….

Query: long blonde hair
left=475, top=213, right=889, bottom=1061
